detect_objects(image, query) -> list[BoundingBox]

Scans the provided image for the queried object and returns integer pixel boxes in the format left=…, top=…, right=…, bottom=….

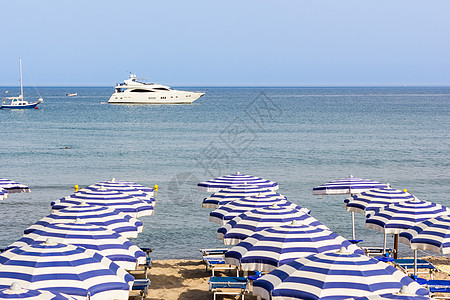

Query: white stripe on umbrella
left=197, top=172, right=279, bottom=192
left=8, top=221, right=145, bottom=271
left=202, top=184, right=275, bottom=209
left=51, top=188, right=154, bottom=218
left=210, top=193, right=305, bottom=225
left=24, top=203, right=143, bottom=239
left=218, top=204, right=327, bottom=245
left=0, top=240, right=134, bottom=300
left=253, top=248, right=429, bottom=300
left=225, top=222, right=363, bottom=272
left=345, top=187, right=415, bottom=215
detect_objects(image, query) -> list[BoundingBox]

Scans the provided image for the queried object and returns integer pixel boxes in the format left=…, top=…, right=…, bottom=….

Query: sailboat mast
left=19, top=58, right=23, bottom=98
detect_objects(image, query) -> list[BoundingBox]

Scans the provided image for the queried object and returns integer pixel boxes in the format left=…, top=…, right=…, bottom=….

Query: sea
left=0, top=86, right=449, bottom=260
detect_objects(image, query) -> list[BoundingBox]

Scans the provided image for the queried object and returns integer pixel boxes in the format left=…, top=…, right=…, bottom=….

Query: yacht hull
left=108, top=91, right=204, bottom=104
left=1, top=103, right=40, bottom=109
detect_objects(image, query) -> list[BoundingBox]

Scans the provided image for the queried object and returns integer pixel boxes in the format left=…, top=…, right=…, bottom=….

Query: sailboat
left=1, top=58, right=43, bottom=109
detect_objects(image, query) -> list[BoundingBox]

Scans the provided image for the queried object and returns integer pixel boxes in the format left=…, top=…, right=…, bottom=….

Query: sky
left=1, top=0, right=449, bottom=86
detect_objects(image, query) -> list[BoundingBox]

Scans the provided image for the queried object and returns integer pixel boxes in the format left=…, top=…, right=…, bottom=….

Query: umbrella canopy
left=0, top=240, right=134, bottom=300
left=86, top=184, right=155, bottom=206
left=253, top=248, right=429, bottom=300
left=93, top=178, right=155, bottom=197
left=366, top=198, right=450, bottom=235
left=0, top=282, right=75, bottom=299
left=225, top=222, right=364, bottom=272
left=24, top=203, right=143, bottom=239
left=202, top=184, right=274, bottom=209
left=197, top=172, right=279, bottom=192
left=344, top=286, right=431, bottom=299
left=51, top=188, right=154, bottom=218
left=345, top=187, right=415, bottom=215
left=0, top=178, right=30, bottom=194
left=8, top=221, right=145, bottom=271
left=399, top=214, right=450, bottom=254
left=312, top=175, right=388, bottom=195
left=218, top=204, right=328, bottom=245
left=0, top=188, right=7, bottom=201
left=209, top=193, right=304, bottom=225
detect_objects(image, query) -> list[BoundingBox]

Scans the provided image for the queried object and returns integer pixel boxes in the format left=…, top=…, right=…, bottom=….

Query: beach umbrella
left=197, top=172, right=279, bottom=192
left=218, top=204, right=328, bottom=245
left=210, top=193, right=305, bottom=225
left=0, top=239, right=134, bottom=300
left=0, top=282, right=75, bottom=299
left=87, top=183, right=155, bottom=206
left=399, top=214, right=450, bottom=275
left=24, top=202, right=143, bottom=239
left=366, top=198, right=450, bottom=257
left=225, top=221, right=364, bottom=272
left=252, top=248, right=429, bottom=300
left=0, top=178, right=30, bottom=193
left=202, top=184, right=274, bottom=209
left=345, top=187, right=415, bottom=216
left=313, top=175, right=388, bottom=240
left=93, top=178, right=155, bottom=197
left=0, top=188, right=7, bottom=201
left=51, top=188, right=154, bottom=218
left=8, top=221, right=146, bottom=271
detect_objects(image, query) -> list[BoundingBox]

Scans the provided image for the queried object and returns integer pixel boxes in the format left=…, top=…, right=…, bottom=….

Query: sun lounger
left=130, top=247, right=153, bottom=278
left=415, top=279, right=450, bottom=299
left=200, top=248, right=229, bottom=257
left=203, top=255, right=238, bottom=276
left=209, top=276, right=249, bottom=300
left=393, top=258, right=437, bottom=278
left=361, top=246, right=394, bottom=257
left=131, top=278, right=151, bottom=300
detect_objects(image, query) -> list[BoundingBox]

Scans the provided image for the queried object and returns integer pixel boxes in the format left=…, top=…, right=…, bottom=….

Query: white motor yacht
left=108, top=74, right=205, bottom=104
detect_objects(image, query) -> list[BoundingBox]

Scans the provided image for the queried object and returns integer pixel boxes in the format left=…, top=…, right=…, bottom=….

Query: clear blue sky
left=1, top=0, right=449, bottom=86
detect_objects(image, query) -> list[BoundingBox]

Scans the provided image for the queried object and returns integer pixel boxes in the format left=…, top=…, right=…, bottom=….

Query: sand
left=128, top=257, right=450, bottom=300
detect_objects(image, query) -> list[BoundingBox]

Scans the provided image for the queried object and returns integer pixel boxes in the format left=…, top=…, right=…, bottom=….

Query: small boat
left=1, top=58, right=43, bottom=109
left=108, top=74, right=205, bottom=104
left=66, top=93, right=77, bottom=97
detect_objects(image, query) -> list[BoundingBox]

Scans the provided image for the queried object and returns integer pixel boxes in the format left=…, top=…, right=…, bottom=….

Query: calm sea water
left=0, top=86, right=449, bottom=259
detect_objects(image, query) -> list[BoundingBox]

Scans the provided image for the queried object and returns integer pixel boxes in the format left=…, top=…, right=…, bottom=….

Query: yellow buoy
left=403, top=189, right=408, bottom=193
left=75, top=185, right=79, bottom=192
left=154, top=184, right=158, bottom=191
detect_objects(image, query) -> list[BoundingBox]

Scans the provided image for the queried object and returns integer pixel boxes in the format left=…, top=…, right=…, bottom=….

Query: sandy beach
left=128, top=256, right=450, bottom=299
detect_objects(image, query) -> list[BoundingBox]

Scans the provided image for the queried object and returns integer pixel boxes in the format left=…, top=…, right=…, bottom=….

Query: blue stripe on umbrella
left=25, top=203, right=143, bottom=239
left=202, top=184, right=274, bottom=208
left=218, top=205, right=328, bottom=245
left=0, top=241, right=134, bottom=299
left=345, top=187, right=416, bottom=215
left=209, top=193, right=303, bottom=225
left=8, top=222, right=145, bottom=271
left=253, top=248, right=429, bottom=300
left=225, top=222, right=363, bottom=272
left=313, top=176, right=387, bottom=195
left=0, top=178, right=30, bottom=194
left=197, top=172, right=279, bottom=192
left=399, top=214, right=450, bottom=254
left=51, top=188, right=154, bottom=218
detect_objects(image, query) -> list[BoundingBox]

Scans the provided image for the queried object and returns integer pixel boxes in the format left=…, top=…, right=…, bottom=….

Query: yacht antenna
left=19, top=58, right=23, bottom=98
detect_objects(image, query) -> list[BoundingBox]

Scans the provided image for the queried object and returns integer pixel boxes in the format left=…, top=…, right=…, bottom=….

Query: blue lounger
left=200, top=248, right=229, bottom=256
left=132, top=278, right=151, bottom=300
left=209, top=277, right=249, bottom=300
left=203, top=256, right=238, bottom=276
left=393, top=259, right=437, bottom=278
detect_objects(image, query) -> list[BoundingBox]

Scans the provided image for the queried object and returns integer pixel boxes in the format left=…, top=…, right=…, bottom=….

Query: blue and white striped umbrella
left=0, top=282, right=75, bottom=299
left=399, top=214, right=450, bottom=254
left=198, top=172, right=279, bottom=192
left=0, top=240, right=134, bottom=300
left=366, top=198, right=450, bottom=235
left=94, top=178, right=155, bottom=198
left=218, top=204, right=328, bottom=245
left=313, top=175, right=388, bottom=195
left=24, top=203, right=143, bottom=239
left=225, top=222, right=363, bottom=272
left=8, top=221, right=145, bottom=271
left=51, top=188, right=154, bottom=218
left=202, top=184, right=274, bottom=209
left=349, top=290, right=431, bottom=300
left=253, top=248, right=429, bottom=300
left=0, top=178, right=30, bottom=194
left=87, top=183, right=155, bottom=206
left=0, top=188, right=7, bottom=201
left=210, top=193, right=303, bottom=225
left=345, top=187, right=415, bottom=215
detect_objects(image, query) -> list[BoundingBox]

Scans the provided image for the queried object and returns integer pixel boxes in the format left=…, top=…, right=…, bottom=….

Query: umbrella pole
left=351, top=211, right=356, bottom=240
left=393, top=234, right=399, bottom=259
left=414, top=249, right=418, bottom=276
left=383, top=233, right=387, bottom=254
